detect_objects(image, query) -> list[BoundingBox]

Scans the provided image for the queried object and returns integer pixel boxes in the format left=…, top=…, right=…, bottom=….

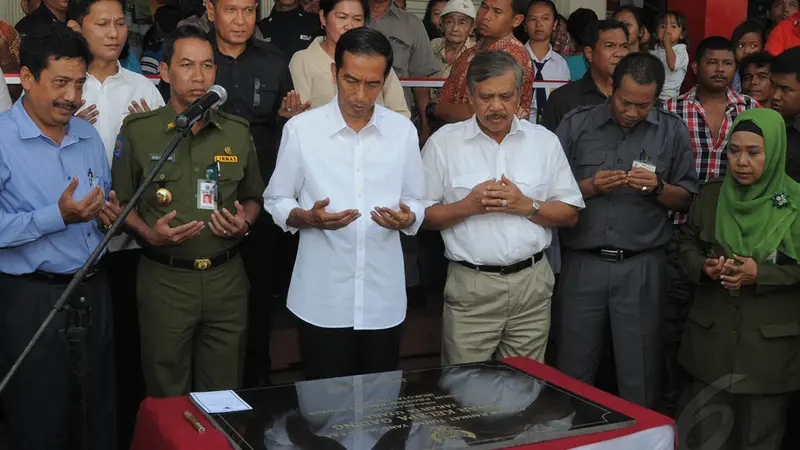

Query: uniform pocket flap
left=152, top=166, right=182, bottom=182
left=687, top=309, right=715, bottom=329
left=760, top=323, right=800, bottom=339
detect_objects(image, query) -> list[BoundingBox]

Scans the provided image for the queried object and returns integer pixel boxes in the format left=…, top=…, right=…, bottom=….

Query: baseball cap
left=440, top=0, right=476, bottom=20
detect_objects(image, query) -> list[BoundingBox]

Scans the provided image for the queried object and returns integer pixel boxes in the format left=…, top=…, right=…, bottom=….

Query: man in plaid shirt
left=661, top=36, right=759, bottom=410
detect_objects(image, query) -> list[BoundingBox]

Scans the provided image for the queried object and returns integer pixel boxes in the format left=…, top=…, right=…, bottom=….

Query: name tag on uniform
left=632, top=160, right=657, bottom=173
left=214, top=155, right=238, bottom=163
left=149, top=153, right=176, bottom=162
left=300, top=34, right=312, bottom=41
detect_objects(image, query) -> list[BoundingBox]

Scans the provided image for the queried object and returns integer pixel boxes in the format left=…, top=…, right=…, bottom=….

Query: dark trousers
left=297, top=316, right=403, bottom=381
left=0, top=270, right=115, bottom=450
left=663, top=229, right=695, bottom=412
left=106, top=249, right=143, bottom=449
left=241, top=215, right=297, bottom=388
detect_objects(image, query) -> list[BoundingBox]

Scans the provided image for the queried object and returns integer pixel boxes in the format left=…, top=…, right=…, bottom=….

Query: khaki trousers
left=442, top=256, right=554, bottom=366
left=138, top=253, right=249, bottom=398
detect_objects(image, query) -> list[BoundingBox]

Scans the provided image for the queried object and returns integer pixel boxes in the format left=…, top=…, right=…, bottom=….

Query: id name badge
left=632, top=160, right=657, bottom=173
left=197, top=179, right=218, bottom=210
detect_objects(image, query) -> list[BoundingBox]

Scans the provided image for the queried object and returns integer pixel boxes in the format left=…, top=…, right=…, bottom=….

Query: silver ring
left=642, top=186, right=648, bottom=192
left=501, top=199, right=508, bottom=207
left=223, top=230, right=229, bottom=236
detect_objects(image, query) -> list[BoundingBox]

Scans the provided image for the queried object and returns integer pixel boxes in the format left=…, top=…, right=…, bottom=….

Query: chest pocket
left=450, top=173, right=486, bottom=201
left=219, top=161, right=244, bottom=184
left=254, top=77, right=280, bottom=117
left=387, top=35, right=412, bottom=77
left=571, top=151, right=606, bottom=182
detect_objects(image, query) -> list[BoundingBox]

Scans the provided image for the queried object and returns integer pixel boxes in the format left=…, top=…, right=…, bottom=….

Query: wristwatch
left=243, top=219, right=253, bottom=237
left=527, top=200, right=541, bottom=218
left=646, top=179, right=665, bottom=197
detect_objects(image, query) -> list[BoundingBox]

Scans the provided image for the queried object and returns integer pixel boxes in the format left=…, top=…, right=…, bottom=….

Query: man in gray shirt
left=554, top=53, right=698, bottom=409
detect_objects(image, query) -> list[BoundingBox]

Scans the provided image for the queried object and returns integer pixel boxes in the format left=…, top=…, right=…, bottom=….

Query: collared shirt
left=438, top=34, right=535, bottom=119
left=264, top=98, right=427, bottom=330
left=211, top=35, right=292, bottom=182
left=367, top=4, right=440, bottom=79
left=15, top=3, right=63, bottom=36
left=257, top=7, right=321, bottom=59
left=525, top=42, right=571, bottom=123
left=664, top=86, right=759, bottom=224
left=288, top=36, right=410, bottom=117
left=0, top=100, right=110, bottom=275
left=430, top=36, right=475, bottom=103
left=112, top=105, right=265, bottom=260
left=787, top=116, right=800, bottom=182
left=0, top=68, right=10, bottom=112
left=80, top=63, right=166, bottom=162
left=422, top=116, right=584, bottom=266
left=541, top=71, right=607, bottom=132
left=555, top=103, right=699, bottom=251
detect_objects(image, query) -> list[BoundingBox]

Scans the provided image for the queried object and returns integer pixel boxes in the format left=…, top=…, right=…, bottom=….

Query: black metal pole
left=0, top=124, right=193, bottom=396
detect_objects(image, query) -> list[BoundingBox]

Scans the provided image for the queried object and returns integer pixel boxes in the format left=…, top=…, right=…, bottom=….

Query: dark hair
left=67, top=0, right=124, bottom=24
left=154, top=4, right=183, bottom=33
left=423, top=0, right=447, bottom=39
left=334, top=27, right=393, bottom=78
left=162, top=25, right=213, bottom=67
left=511, top=0, right=529, bottom=16
left=613, top=6, right=644, bottom=38
left=694, top=36, right=734, bottom=62
left=771, top=46, right=800, bottom=83
left=527, top=0, right=557, bottom=19
left=612, top=52, right=665, bottom=99
left=583, top=19, right=629, bottom=50
left=655, top=10, right=689, bottom=48
left=738, top=51, right=773, bottom=79
left=466, top=50, right=523, bottom=95
left=566, top=8, right=598, bottom=47
left=20, top=25, right=92, bottom=80
left=320, top=0, right=370, bottom=24
left=731, top=20, right=765, bottom=49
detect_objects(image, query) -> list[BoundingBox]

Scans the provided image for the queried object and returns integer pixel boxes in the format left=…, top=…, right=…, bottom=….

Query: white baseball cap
left=440, top=0, right=476, bottom=20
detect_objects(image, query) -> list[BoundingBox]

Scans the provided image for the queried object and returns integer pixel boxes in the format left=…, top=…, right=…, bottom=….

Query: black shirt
left=211, top=35, right=292, bottom=182
left=541, top=72, right=608, bottom=133
left=257, top=7, right=321, bottom=59
left=15, top=3, right=64, bottom=36
left=787, top=117, right=800, bottom=182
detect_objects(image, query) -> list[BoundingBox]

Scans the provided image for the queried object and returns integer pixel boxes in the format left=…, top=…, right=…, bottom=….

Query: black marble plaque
left=202, top=361, right=635, bottom=449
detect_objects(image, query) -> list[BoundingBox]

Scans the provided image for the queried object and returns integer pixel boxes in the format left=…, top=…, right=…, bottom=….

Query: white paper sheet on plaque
left=190, top=390, right=253, bottom=414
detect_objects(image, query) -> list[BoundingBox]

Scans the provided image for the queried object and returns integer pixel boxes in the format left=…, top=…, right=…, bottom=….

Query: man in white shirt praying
left=264, top=27, right=426, bottom=380
left=66, top=0, right=165, bottom=445
left=422, top=50, right=584, bottom=366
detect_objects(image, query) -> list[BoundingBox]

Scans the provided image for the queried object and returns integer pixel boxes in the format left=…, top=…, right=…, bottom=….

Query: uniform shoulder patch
left=113, top=135, right=124, bottom=159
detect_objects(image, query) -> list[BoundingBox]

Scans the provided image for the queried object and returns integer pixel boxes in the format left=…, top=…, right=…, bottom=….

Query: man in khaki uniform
left=112, top=25, right=264, bottom=398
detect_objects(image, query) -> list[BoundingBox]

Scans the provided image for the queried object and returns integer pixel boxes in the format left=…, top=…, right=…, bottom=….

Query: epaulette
left=217, top=110, right=251, bottom=128
left=121, top=109, right=160, bottom=128
left=561, top=104, right=598, bottom=121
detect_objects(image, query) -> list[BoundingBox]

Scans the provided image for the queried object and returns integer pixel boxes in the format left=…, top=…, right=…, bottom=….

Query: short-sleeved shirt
left=438, top=34, right=534, bottom=119
left=111, top=106, right=265, bottom=260
left=541, top=72, right=607, bottom=132
left=15, top=4, right=63, bottom=36
left=211, top=35, right=292, bottom=182
left=367, top=4, right=440, bottom=79
left=257, top=7, right=321, bottom=59
left=555, top=102, right=699, bottom=251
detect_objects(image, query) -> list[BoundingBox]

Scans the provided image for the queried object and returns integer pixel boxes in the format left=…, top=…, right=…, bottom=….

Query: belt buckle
left=600, top=249, right=622, bottom=262
left=194, top=258, right=212, bottom=270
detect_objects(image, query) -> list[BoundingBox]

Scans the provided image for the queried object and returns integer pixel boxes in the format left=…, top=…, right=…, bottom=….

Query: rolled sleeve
left=263, top=124, right=303, bottom=234
left=668, top=122, right=700, bottom=195
left=400, top=127, right=426, bottom=236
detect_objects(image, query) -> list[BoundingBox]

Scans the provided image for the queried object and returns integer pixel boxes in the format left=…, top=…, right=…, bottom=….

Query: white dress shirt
left=0, top=68, right=11, bottom=113
left=264, top=98, right=426, bottom=330
left=525, top=43, right=571, bottom=123
left=80, top=62, right=165, bottom=163
left=422, top=116, right=584, bottom=266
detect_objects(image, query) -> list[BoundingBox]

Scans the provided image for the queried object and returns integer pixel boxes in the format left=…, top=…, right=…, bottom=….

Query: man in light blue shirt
left=0, top=27, right=120, bottom=450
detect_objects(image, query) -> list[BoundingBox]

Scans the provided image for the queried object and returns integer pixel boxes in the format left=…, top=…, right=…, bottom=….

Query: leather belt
left=455, top=251, right=543, bottom=275
left=588, top=248, right=647, bottom=262
left=143, top=247, right=238, bottom=271
left=21, top=267, right=99, bottom=285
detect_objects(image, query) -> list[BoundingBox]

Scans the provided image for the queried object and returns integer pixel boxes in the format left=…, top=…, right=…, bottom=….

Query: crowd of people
left=0, top=0, right=800, bottom=449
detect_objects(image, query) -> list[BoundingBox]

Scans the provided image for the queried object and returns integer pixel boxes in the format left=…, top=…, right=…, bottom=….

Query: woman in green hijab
left=676, top=108, right=800, bottom=449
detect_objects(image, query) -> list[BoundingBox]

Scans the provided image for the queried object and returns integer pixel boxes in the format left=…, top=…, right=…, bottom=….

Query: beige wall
left=1, top=1, right=25, bottom=26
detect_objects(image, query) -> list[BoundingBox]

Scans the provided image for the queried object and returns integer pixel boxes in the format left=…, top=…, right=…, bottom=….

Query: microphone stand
left=0, top=122, right=194, bottom=449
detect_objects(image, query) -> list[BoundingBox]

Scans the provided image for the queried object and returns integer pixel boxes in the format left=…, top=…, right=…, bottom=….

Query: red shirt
left=765, top=12, right=800, bottom=55
left=438, top=33, right=534, bottom=119
left=0, top=21, right=20, bottom=65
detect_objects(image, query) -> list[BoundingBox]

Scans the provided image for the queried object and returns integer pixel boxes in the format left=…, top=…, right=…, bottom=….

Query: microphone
left=175, top=85, right=228, bottom=129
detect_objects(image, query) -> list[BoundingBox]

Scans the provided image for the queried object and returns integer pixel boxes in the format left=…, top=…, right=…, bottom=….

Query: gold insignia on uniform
left=166, top=122, right=176, bottom=130
left=214, top=155, right=239, bottom=163
left=156, top=188, right=173, bottom=206
left=224, top=146, right=232, bottom=155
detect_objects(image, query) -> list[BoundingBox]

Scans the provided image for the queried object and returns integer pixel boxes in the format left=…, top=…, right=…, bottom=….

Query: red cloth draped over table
left=130, top=357, right=675, bottom=450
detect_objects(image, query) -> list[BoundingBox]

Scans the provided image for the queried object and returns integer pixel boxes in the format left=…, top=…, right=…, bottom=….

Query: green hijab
left=716, top=108, right=800, bottom=262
